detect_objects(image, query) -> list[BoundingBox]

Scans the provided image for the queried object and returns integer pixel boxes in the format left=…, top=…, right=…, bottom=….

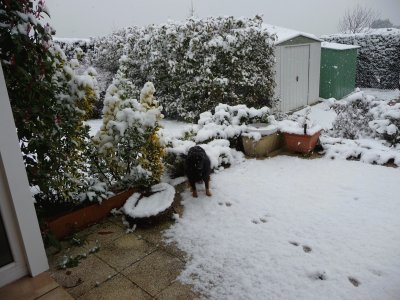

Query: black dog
left=185, top=146, right=212, bottom=198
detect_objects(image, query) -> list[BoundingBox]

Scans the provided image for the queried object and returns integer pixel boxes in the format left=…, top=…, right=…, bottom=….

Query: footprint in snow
left=309, top=271, right=327, bottom=281
left=218, top=202, right=232, bottom=207
left=252, top=216, right=268, bottom=224
left=348, top=277, right=360, bottom=287
left=289, top=242, right=312, bottom=253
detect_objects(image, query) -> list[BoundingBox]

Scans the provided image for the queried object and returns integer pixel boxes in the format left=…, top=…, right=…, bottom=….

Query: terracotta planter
left=283, top=130, right=321, bottom=154
left=46, top=189, right=136, bottom=239
left=242, top=133, right=283, bottom=157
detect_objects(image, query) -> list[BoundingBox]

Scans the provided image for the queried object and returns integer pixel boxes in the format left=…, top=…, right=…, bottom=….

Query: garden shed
left=264, top=25, right=322, bottom=112
left=319, top=42, right=360, bottom=99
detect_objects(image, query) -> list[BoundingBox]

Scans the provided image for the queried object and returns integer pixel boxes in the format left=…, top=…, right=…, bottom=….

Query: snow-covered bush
left=0, top=0, right=108, bottom=207
left=322, top=29, right=400, bottom=89
left=330, top=91, right=400, bottom=145
left=331, top=92, right=375, bottom=139
left=368, top=101, right=400, bottom=146
left=89, top=27, right=135, bottom=74
left=118, top=16, right=276, bottom=121
left=54, top=38, right=92, bottom=60
left=93, top=76, right=165, bottom=190
left=195, top=103, right=272, bottom=144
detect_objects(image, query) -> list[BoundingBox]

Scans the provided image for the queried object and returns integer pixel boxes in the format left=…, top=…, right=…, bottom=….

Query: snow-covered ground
left=86, top=90, right=400, bottom=299
left=165, top=157, right=400, bottom=300
left=361, top=88, right=400, bottom=102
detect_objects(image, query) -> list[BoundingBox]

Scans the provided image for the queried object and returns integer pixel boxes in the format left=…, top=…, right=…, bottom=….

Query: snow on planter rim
left=246, top=123, right=278, bottom=135
left=122, top=183, right=175, bottom=218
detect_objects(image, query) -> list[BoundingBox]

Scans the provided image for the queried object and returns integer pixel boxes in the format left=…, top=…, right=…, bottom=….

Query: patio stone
left=84, top=221, right=125, bottom=246
left=51, top=255, right=117, bottom=299
left=95, top=233, right=156, bottom=271
left=78, top=274, right=151, bottom=300
left=134, top=220, right=187, bottom=260
left=156, top=281, right=199, bottom=300
left=37, top=287, right=73, bottom=300
left=0, top=272, right=59, bottom=300
left=121, top=249, right=184, bottom=296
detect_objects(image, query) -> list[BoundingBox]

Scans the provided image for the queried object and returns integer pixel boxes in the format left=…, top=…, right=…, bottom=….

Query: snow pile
left=322, top=29, right=400, bottom=89
left=122, top=183, right=175, bottom=218
left=321, top=136, right=400, bottom=165
left=165, top=157, right=400, bottom=300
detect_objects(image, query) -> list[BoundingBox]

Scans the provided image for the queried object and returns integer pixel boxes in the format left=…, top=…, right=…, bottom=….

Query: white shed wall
left=273, top=40, right=321, bottom=112
left=308, top=42, right=321, bottom=105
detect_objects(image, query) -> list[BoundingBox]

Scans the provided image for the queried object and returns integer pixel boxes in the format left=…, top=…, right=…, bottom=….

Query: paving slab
left=78, top=274, right=151, bottom=300
left=95, top=233, right=156, bottom=271
left=134, top=220, right=187, bottom=260
left=51, top=254, right=117, bottom=298
left=156, top=281, right=199, bottom=300
left=0, top=272, right=59, bottom=300
left=84, top=221, right=125, bottom=246
left=121, top=249, right=185, bottom=297
left=37, top=286, right=74, bottom=300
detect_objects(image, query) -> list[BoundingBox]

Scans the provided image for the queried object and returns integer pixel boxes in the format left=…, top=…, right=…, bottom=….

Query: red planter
left=283, top=130, right=321, bottom=154
left=46, top=189, right=136, bottom=239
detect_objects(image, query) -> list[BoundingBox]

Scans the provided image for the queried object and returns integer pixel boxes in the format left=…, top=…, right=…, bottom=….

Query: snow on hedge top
left=322, top=42, right=360, bottom=50
left=54, top=37, right=91, bottom=43
left=263, top=24, right=321, bottom=44
left=122, top=183, right=175, bottom=218
left=322, top=27, right=400, bottom=38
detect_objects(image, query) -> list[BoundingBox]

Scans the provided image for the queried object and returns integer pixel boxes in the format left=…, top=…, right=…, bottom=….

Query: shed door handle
left=296, top=76, right=299, bottom=82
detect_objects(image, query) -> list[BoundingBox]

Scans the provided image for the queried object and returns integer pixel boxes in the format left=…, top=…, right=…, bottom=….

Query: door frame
left=0, top=64, right=48, bottom=287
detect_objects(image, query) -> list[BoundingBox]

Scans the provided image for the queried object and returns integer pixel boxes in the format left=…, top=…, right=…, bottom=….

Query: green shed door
left=319, top=48, right=358, bottom=99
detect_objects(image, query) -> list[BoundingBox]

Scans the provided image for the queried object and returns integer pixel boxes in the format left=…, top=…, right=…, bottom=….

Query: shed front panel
left=280, top=45, right=310, bottom=112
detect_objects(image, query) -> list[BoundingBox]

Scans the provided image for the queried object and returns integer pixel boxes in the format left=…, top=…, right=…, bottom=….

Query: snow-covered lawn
left=165, top=157, right=400, bottom=300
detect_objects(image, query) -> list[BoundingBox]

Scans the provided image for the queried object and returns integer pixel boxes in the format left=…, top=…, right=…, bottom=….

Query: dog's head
left=187, top=146, right=208, bottom=172
left=192, top=154, right=205, bottom=171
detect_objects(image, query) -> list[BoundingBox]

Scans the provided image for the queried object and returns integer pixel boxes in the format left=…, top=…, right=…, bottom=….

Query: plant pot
left=242, top=124, right=283, bottom=157
left=283, top=130, right=321, bottom=154
left=46, top=189, right=136, bottom=239
left=242, top=133, right=283, bottom=157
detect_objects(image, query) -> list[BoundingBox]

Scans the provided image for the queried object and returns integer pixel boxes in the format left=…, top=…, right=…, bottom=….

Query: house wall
left=0, top=65, right=48, bottom=287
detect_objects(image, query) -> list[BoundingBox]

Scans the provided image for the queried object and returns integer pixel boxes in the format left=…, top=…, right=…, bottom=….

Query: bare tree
left=338, top=4, right=378, bottom=33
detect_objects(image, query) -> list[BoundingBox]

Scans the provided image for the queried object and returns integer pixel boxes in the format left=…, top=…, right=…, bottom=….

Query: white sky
left=46, top=0, right=400, bottom=38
